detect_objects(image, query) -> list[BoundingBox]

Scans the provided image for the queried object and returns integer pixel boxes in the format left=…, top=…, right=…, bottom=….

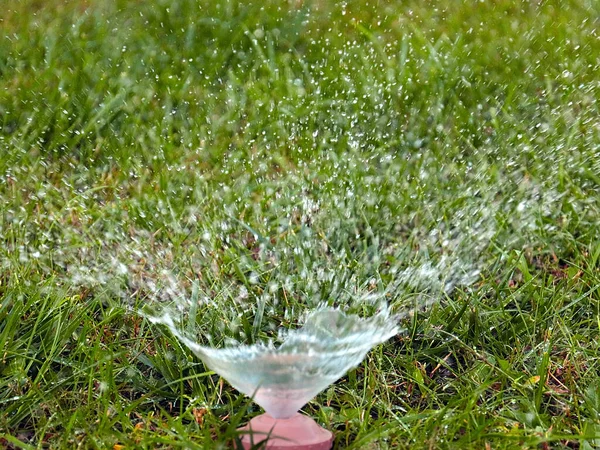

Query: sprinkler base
left=239, top=413, right=333, bottom=450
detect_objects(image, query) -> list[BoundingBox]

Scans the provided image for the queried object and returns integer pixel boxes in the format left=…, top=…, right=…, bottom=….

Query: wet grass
left=1, top=0, right=600, bottom=448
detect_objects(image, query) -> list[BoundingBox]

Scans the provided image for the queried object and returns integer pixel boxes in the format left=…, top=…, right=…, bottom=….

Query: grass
left=1, top=0, right=599, bottom=448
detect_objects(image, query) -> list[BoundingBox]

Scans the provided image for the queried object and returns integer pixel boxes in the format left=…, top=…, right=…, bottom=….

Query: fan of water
left=148, top=306, right=398, bottom=418
left=4, top=176, right=548, bottom=423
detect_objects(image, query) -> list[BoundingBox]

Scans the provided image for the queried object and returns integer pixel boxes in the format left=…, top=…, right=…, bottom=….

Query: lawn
left=1, top=0, right=600, bottom=448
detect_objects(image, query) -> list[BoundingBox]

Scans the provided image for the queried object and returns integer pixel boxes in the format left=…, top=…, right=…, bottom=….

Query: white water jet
left=147, top=305, right=398, bottom=419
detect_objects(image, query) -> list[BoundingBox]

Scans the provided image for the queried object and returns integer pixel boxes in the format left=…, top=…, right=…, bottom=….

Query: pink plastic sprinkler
left=240, top=412, right=333, bottom=449
left=149, top=307, right=398, bottom=449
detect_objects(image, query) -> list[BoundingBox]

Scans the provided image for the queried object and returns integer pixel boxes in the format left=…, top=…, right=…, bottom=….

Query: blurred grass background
left=1, top=0, right=600, bottom=448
